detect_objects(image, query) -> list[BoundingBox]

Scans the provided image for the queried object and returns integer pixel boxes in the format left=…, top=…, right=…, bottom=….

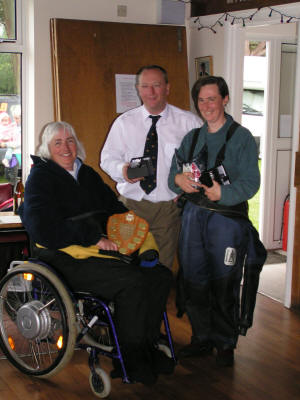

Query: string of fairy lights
left=173, top=1, right=300, bottom=33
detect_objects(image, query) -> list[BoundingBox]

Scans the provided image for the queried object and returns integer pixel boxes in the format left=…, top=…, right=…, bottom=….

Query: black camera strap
left=189, top=121, right=240, bottom=166
left=215, top=121, right=240, bottom=166
left=188, top=128, right=201, bottom=160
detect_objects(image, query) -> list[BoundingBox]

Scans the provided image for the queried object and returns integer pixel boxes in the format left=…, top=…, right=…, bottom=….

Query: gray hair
left=37, top=121, right=86, bottom=161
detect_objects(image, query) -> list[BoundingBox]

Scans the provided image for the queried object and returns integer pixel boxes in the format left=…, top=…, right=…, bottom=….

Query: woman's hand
left=200, top=180, right=221, bottom=201
left=95, top=237, right=118, bottom=251
left=122, top=163, right=143, bottom=183
left=175, top=172, right=201, bottom=193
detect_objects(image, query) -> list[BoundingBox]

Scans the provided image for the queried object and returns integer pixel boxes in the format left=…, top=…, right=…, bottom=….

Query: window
left=0, top=0, right=22, bottom=191
left=0, top=0, right=16, bottom=40
left=278, top=42, right=297, bottom=138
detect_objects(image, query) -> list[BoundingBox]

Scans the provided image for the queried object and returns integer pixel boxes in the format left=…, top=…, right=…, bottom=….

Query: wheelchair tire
left=0, top=262, right=77, bottom=377
left=89, top=367, right=111, bottom=398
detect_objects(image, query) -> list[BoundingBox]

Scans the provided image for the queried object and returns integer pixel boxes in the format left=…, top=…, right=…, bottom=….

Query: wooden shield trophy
left=107, top=211, right=149, bottom=255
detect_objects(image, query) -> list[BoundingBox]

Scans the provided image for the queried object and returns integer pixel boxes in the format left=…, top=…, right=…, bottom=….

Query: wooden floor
left=1, top=289, right=300, bottom=400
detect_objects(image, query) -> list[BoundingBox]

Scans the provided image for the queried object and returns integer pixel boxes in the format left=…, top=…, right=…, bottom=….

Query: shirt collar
left=141, top=103, right=169, bottom=121
left=68, top=157, right=82, bottom=180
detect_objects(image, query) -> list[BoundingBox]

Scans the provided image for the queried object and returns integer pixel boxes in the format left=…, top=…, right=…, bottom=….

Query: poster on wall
left=115, top=74, right=141, bottom=114
left=195, top=56, right=213, bottom=79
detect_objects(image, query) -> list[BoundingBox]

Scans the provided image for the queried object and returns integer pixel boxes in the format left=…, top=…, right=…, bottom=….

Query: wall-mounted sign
left=191, top=0, right=300, bottom=17
left=115, top=74, right=141, bottom=114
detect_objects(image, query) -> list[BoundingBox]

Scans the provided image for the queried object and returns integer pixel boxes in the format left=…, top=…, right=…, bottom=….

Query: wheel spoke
left=30, top=340, right=41, bottom=370
left=1, top=295, right=17, bottom=315
left=38, top=298, right=56, bottom=313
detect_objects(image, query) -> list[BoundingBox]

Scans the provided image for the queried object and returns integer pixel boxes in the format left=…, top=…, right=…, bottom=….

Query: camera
left=200, top=165, right=230, bottom=187
left=127, top=156, right=154, bottom=179
left=183, top=162, right=230, bottom=188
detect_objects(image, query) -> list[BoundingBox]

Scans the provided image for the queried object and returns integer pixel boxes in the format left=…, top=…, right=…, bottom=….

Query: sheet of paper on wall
left=279, top=114, right=292, bottom=138
left=115, top=74, right=141, bottom=114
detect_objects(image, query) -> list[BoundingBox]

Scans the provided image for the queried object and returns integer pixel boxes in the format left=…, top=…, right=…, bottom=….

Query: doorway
left=241, top=40, right=287, bottom=303
left=241, top=25, right=297, bottom=303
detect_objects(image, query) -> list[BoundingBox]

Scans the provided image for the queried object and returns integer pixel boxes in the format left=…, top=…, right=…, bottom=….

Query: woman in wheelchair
left=18, top=121, right=175, bottom=386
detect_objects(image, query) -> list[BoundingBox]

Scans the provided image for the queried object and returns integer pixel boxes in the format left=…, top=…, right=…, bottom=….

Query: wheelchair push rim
left=0, top=262, right=77, bottom=377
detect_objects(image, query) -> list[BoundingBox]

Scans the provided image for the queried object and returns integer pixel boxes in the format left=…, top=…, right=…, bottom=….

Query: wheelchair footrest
left=79, top=331, right=114, bottom=353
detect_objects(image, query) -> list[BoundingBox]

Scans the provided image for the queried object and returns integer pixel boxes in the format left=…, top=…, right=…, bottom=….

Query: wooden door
left=50, top=19, right=191, bottom=188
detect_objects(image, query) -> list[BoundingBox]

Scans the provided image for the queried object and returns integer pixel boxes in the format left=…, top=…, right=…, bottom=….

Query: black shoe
left=128, top=361, right=157, bottom=386
left=122, top=350, right=158, bottom=386
left=110, top=358, right=123, bottom=379
left=111, top=351, right=157, bottom=385
left=110, top=367, right=122, bottom=379
left=216, top=348, right=234, bottom=367
left=151, top=347, right=175, bottom=375
left=178, top=341, right=213, bottom=359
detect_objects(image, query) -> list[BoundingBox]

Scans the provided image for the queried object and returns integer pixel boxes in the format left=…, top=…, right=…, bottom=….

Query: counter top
left=0, top=212, right=22, bottom=228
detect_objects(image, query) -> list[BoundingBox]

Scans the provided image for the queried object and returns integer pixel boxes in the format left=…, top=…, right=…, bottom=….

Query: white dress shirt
left=100, top=104, right=202, bottom=202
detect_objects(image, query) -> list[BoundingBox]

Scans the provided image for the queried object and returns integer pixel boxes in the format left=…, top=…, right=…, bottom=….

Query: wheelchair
left=0, top=259, right=176, bottom=398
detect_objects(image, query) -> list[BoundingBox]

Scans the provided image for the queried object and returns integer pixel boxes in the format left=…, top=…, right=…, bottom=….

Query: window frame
left=0, top=0, right=31, bottom=183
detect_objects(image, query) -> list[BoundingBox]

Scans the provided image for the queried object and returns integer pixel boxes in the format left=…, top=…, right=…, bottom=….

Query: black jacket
left=19, top=156, right=127, bottom=249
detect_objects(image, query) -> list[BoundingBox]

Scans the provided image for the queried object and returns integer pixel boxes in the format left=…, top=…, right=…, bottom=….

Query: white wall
left=188, top=24, right=225, bottom=79
left=187, top=23, right=224, bottom=111
left=29, top=0, right=159, bottom=149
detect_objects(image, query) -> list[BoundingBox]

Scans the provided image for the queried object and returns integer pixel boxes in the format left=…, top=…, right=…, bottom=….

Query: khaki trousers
left=120, top=196, right=181, bottom=269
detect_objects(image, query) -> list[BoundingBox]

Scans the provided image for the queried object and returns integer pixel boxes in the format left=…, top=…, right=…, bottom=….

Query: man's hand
left=122, top=163, right=143, bottom=183
left=96, top=237, right=118, bottom=251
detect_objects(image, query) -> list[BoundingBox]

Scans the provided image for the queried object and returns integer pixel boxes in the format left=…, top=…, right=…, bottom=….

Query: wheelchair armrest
left=139, top=249, right=159, bottom=268
left=98, top=249, right=133, bottom=264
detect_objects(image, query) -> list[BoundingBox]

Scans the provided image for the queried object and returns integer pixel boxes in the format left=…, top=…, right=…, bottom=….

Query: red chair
left=0, top=183, right=29, bottom=279
left=0, top=183, right=13, bottom=211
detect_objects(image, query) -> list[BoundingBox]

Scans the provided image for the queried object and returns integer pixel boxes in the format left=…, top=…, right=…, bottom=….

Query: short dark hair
left=191, top=76, right=229, bottom=115
left=136, top=65, right=168, bottom=85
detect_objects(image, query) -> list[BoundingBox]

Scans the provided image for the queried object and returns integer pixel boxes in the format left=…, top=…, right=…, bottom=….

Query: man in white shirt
left=100, top=65, right=202, bottom=269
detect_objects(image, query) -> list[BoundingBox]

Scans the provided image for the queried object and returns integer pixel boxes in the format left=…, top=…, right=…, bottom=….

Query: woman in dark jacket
left=19, top=121, right=174, bottom=385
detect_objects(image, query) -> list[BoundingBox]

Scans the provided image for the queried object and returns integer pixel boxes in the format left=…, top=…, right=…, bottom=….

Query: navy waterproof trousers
left=179, top=201, right=250, bottom=350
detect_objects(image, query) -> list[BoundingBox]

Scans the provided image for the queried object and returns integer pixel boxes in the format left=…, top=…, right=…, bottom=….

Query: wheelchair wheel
left=0, top=262, right=77, bottom=377
left=89, top=367, right=111, bottom=398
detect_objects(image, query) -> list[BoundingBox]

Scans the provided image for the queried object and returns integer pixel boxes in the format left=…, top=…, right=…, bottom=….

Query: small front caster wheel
left=89, top=367, right=111, bottom=398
